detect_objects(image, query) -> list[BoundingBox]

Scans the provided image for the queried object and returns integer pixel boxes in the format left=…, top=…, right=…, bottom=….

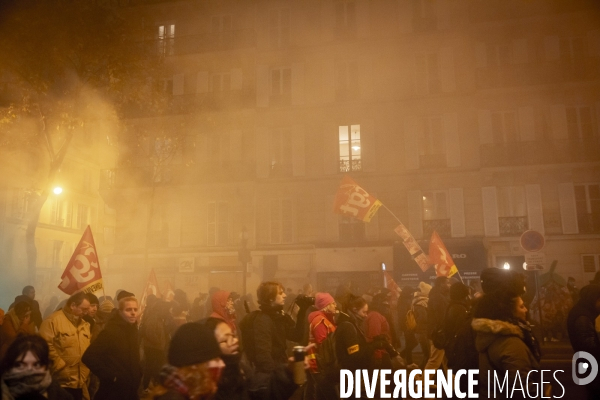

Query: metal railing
left=499, top=216, right=528, bottom=237
left=339, top=159, right=362, bottom=173
left=578, top=212, right=600, bottom=234
left=423, top=219, right=451, bottom=238
left=149, top=29, right=257, bottom=56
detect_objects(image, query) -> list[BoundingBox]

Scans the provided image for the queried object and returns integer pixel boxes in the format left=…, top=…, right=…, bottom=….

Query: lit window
left=422, top=191, right=448, bottom=220
left=339, top=124, right=361, bottom=172
left=157, top=24, right=175, bottom=56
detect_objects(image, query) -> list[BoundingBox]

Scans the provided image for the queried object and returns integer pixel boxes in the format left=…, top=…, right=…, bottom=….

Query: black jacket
left=251, top=304, right=297, bottom=373
left=427, top=285, right=449, bottom=337
left=82, top=312, right=142, bottom=400
left=335, top=312, right=381, bottom=371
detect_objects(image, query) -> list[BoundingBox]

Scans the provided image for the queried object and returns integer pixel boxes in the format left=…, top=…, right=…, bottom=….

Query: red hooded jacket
left=209, top=290, right=237, bottom=334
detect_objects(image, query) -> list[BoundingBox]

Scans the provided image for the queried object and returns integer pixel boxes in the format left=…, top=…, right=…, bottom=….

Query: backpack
left=405, top=307, right=417, bottom=332
left=446, top=316, right=478, bottom=370
left=239, top=310, right=261, bottom=365
left=310, top=316, right=339, bottom=379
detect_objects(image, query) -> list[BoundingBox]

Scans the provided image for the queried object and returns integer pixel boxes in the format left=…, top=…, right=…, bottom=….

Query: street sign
left=520, top=230, right=545, bottom=252
left=524, top=252, right=545, bottom=270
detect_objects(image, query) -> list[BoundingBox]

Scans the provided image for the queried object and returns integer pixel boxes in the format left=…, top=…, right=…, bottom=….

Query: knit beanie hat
left=449, top=282, right=470, bottom=301
left=100, top=300, right=115, bottom=313
left=418, top=282, right=432, bottom=296
left=117, top=290, right=135, bottom=301
left=315, top=292, right=335, bottom=310
left=168, top=323, right=221, bottom=367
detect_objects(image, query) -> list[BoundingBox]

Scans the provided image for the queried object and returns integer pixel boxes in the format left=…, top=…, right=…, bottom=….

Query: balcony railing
left=578, top=213, right=600, bottom=234
left=149, top=29, right=256, bottom=56
left=423, top=219, right=451, bottom=238
left=339, top=159, right=362, bottom=173
left=499, top=216, right=528, bottom=237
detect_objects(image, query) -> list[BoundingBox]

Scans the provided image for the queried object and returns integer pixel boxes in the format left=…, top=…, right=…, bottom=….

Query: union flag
left=333, top=176, right=382, bottom=222
left=428, top=231, right=459, bottom=278
left=58, top=226, right=103, bottom=295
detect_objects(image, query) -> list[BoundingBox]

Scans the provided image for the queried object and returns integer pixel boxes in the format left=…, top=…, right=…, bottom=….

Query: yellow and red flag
left=333, top=176, right=382, bottom=222
left=428, top=231, right=459, bottom=277
left=58, top=226, right=103, bottom=295
left=394, top=223, right=430, bottom=272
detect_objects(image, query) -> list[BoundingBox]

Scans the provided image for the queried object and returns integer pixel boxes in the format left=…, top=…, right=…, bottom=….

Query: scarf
left=516, top=320, right=541, bottom=362
left=62, top=307, right=81, bottom=327
left=1, top=369, right=52, bottom=398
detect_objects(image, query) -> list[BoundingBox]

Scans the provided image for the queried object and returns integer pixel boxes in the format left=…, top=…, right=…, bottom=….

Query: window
left=415, top=53, right=441, bottom=95
left=582, top=254, right=600, bottom=273
left=335, top=1, right=357, bottom=38
left=50, top=200, right=72, bottom=227
left=338, top=124, right=361, bottom=172
left=269, top=8, right=290, bottom=48
left=208, top=201, right=229, bottom=246
left=560, top=37, right=587, bottom=79
left=422, top=191, right=450, bottom=237
left=566, top=106, right=594, bottom=140
left=491, top=111, right=518, bottom=143
left=157, top=24, right=175, bottom=56
left=335, top=61, right=359, bottom=100
left=270, top=199, right=293, bottom=244
left=339, top=215, right=365, bottom=242
left=497, top=186, right=528, bottom=236
left=270, top=68, right=291, bottom=104
left=77, top=204, right=89, bottom=230
left=269, top=129, right=292, bottom=177
left=575, top=184, right=600, bottom=233
left=211, top=73, right=231, bottom=93
left=419, top=116, right=446, bottom=167
left=211, top=15, right=233, bottom=47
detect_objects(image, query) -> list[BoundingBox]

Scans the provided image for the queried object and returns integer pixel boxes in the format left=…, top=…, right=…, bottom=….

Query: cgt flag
left=429, top=231, right=459, bottom=278
left=58, top=226, right=103, bottom=295
left=333, top=176, right=382, bottom=222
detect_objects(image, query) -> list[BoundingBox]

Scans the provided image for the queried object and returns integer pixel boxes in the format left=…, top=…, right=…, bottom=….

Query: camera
left=294, top=294, right=315, bottom=308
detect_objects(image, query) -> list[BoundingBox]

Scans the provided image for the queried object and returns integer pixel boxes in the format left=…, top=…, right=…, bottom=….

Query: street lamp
left=53, top=187, right=63, bottom=195
left=503, top=262, right=510, bottom=270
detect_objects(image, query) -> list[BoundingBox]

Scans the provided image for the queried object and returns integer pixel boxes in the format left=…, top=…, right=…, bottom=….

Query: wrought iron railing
left=423, top=219, right=451, bottom=238
left=339, top=159, right=362, bottom=173
left=578, top=212, right=600, bottom=234
left=149, top=29, right=256, bottom=56
left=499, top=216, right=528, bottom=236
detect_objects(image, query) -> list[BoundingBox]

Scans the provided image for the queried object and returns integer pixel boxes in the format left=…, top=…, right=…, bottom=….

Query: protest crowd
left=1, top=269, right=600, bottom=400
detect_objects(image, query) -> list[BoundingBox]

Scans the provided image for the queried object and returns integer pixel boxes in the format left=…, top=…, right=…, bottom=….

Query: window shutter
left=326, top=195, right=339, bottom=241
left=292, top=125, right=305, bottom=176
left=512, top=39, right=528, bottom=64
left=356, top=0, right=370, bottom=38
left=173, top=74, right=184, bottom=96
left=475, top=42, right=487, bottom=68
left=255, top=128, right=270, bottom=178
left=323, top=126, right=339, bottom=175
left=256, top=65, right=270, bottom=107
left=361, top=119, right=376, bottom=172
left=365, top=212, right=379, bottom=241
left=168, top=202, right=181, bottom=248
left=518, top=107, right=535, bottom=141
left=404, top=117, right=420, bottom=170
left=291, top=63, right=305, bottom=105
left=558, top=183, right=578, bottom=234
left=321, top=60, right=336, bottom=104
left=482, top=186, right=500, bottom=237
left=525, top=184, right=545, bottom=235
left=230, top=68, right=242, bottom=91
left=544, top=36, right=560, bottom=61
left=478, top=110, right=493, bottom=144
left=550, top=105, right=568, bottom=140
left=449, top=188, right=465, bottom=237
left=196, top=71, right=209, bottom=93
left=408, top=190, right=423, bottom=239
left=443, top=113, right=460, bottom=167
left=440, top=47, right=456, bottom=93
left=582, top=255, right=597, bottom=273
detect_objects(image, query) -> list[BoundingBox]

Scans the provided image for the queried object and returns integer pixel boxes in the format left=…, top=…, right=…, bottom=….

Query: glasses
left=218, top=333, right=237, bottom=345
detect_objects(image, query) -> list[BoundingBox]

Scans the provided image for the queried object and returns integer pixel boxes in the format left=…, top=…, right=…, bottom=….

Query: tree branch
left=37, top=104, right=56, bottom=162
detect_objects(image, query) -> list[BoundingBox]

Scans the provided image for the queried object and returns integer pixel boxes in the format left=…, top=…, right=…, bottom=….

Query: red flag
left=428, top=231, right=459, bottom=277
left=333, top=176, right=382, bottom=222
left=394, top=223, right=430, bottom=272
left=58, top=226, right=103, bottom=295
left=140, top=269, right=162, bottom=313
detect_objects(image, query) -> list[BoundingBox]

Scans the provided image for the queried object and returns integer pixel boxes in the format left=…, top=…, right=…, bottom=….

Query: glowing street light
left=53, top=187, right=63, bottom=195
left=503, top=262, right=510, bottom=270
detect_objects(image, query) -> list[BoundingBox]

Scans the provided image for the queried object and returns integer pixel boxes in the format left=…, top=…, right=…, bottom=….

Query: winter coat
left=140, top=301, right=170, bottom=351
left=427, top=285, right=449, bottom=337
left=0, top=379, right=74, bottom=400
left=81, top=312, right=142, bottom=400
left=9, top=296, right=42, bottom=329
left=251, top=304, right=297, bottom=373
left=0, top=309, right=36, bottom=358
left=397, top=292, right=413, bottom=332
left=335, top=313, right=378, bottom=371
left=364, top=310, right=392, bottom=361
left=411, top=294, right=428, bottom=335
left=472, top=318, right=541, bottom=399
left=567, top=284, right=600, bottom=393
left=307, top=310, right=335, bottom=345
left=209, top=290, right=237, bottom=334
left=38, top=309, right=91, bottom=397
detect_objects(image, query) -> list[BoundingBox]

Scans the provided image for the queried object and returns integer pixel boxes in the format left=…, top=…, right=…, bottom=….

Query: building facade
left=101, top=0, right=600, bottom=298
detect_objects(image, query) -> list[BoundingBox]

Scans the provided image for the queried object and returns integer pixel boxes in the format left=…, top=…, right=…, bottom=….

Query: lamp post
left=238, top=226, right=251, bottom=296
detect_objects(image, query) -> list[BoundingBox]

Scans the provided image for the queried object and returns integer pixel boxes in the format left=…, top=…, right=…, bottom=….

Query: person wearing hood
left=1, top=301, right=36, bottom=359
left=306, top=292, right=338, bottom=400
left=9, top=286, right=42, bottom=330
left=0, top=334, right=73, bottom=400
left=149, top=322, right=225, bottom=400
left=210, top=290, right=237, bottom=335
left=364, top=293, right=402, bottom=370
left=472, top=289, right=542, bottom=399
left=567, top=284, right=600, bottom=399
left=82, top=296, right=142, bottom=400
left=412, top=282, right=431, bottom=370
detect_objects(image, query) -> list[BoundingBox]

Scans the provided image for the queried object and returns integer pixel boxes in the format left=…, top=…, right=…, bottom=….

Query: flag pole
left=381, top=204, right=402, bottom=224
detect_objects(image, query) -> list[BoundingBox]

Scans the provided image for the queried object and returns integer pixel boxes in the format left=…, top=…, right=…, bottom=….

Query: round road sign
left=520, top=230, right=545, bottom=252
